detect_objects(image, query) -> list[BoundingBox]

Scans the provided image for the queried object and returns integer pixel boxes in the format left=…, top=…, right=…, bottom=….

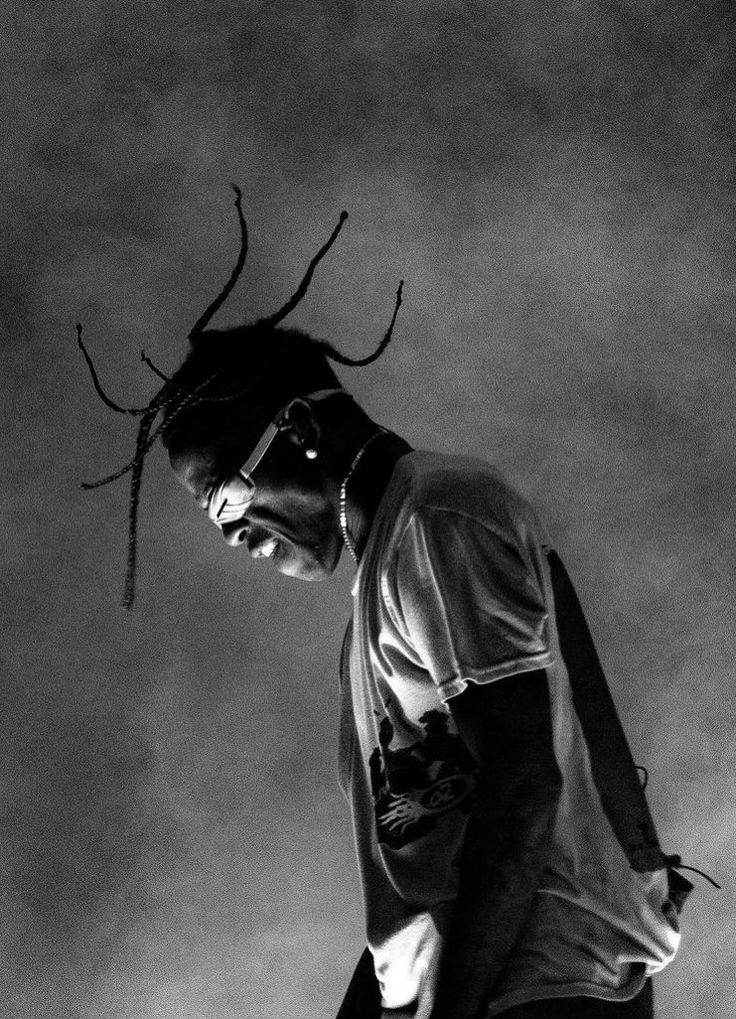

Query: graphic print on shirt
left=369, top=708, right=478, bottom=849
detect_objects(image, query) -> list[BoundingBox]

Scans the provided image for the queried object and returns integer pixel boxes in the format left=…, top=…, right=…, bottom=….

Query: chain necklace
left=339, top=430, right=385, bottom=564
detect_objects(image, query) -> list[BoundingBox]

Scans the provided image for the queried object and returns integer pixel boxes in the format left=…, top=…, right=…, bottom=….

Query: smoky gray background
left=2, top=2, right=733, bottom=1017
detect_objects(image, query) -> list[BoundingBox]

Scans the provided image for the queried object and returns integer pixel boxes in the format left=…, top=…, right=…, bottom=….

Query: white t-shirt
left=338, top=451, right=681, bottom=1018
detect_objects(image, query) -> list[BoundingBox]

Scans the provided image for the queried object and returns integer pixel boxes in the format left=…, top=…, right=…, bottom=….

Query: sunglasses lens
left=208, top=474, right=256, bottom=524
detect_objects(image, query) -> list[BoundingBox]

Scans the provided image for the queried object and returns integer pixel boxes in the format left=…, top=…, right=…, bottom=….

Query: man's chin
left=277, top=562, right=329, bottom=581
left=274, top=543, right=338, bottom=581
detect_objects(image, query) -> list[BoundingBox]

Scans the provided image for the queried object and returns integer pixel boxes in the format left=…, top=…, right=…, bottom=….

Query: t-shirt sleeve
left=389, top=505, right=554, bottom=701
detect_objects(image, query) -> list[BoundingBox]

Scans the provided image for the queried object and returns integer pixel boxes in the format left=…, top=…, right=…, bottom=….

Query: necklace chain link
left=339, top=431, right=384, bottom=564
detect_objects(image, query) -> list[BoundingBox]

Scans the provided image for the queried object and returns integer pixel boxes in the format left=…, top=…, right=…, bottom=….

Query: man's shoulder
left=361, top=449, right=552, bottom=595
left=391, top=450, right=539, bottom=531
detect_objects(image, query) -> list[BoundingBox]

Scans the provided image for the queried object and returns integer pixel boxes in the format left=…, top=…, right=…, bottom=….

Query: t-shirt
left=337, top=451, right=681, bottom=1018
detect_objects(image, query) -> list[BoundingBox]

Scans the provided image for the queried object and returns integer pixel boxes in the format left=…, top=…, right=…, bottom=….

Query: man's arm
left=428, top=669, right=562, bottom=1019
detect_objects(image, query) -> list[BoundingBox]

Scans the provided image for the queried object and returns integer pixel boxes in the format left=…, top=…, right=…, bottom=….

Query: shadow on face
left=167, top=424, right=344, bottom=582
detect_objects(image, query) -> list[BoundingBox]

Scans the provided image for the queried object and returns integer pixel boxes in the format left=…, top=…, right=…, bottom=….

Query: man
left=81, top=198, right=690, bottom=1018
left=161, top=335, right=684, bottom=1018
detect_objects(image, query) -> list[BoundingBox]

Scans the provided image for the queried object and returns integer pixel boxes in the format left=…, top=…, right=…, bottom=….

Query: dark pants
left=336, top=950, right=654, bottom=1019
left=336, top=948, right=383, bottom=1019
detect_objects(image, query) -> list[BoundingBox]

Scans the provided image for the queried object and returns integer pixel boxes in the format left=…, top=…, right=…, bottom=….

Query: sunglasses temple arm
left=239, top=422, right=281, bottom=479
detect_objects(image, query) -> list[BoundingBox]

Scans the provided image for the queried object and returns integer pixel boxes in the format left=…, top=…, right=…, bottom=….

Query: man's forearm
left=423, top=670, right=561, bottom=1019
left=429, top=781, right=560, bottom=1019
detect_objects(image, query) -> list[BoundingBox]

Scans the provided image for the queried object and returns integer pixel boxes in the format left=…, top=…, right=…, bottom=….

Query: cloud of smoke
left=2, top=1, right=733, bottom=1016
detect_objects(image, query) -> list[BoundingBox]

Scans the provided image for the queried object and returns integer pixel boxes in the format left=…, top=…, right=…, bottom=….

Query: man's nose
left=222, top=520, right=248, bottom=546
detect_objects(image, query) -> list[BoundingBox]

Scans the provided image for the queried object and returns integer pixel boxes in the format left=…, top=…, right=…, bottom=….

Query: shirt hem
left=485, top=967, right=648, bottom=1016
left=438, top=651, right=555, bottom=702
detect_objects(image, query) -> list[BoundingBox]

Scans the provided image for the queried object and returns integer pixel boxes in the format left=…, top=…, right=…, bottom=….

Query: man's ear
left=280, top=398, right=321, bottom=456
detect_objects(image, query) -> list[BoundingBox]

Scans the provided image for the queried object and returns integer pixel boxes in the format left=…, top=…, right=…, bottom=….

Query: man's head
left=78, top=190, right=403, bottom=606
left=163, top=327, right=369, bottom=581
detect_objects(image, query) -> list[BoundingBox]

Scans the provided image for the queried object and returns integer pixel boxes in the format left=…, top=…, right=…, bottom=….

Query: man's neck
left=343, top=430, right=413, bottom=563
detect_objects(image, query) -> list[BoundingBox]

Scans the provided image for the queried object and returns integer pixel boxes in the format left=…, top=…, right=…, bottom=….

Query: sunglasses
left=205, top=388, right=345, bottom=527
left=206, top=421, right=282, bottom=525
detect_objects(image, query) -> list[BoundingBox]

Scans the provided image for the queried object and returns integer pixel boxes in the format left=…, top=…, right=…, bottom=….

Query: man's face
left=167, top=411, right=343, bottom=582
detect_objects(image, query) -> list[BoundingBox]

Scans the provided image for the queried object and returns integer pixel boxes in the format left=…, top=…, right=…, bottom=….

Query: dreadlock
left=78, top=185, right=404, bottom=609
